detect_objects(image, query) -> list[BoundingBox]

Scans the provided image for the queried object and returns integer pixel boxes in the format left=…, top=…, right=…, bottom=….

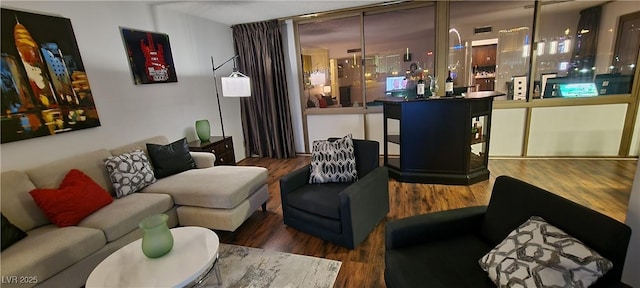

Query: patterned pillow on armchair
left=309, top=134, right=358, bottom=184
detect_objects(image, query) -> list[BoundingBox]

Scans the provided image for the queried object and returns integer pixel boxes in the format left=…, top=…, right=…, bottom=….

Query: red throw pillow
left=30, top=169, right=113, bottom=227
left=318, top=97, right=328, bottom=108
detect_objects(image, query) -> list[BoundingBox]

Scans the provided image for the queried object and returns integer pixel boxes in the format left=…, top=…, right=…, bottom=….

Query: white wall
left=365, top=112, right=400, bottom=155
left=366, top=113, right=385, bottom=154
left=306, top=114, right=364, bottom=151
left=622, top=160, right=640, bottom=286
left=302, top=104, right=628, bottom=157
left=489, top=108, right=527, bottom=156
left=527, top=104, right=626, bottom=156
left=313, top=110, right=522, bottom=157
left=630, top=100, right=640, bottom=156
left=0, top=1, right=245, bottom=171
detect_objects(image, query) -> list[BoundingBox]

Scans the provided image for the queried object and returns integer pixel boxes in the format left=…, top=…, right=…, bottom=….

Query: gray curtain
left=232, top=20, right=296, bottom=159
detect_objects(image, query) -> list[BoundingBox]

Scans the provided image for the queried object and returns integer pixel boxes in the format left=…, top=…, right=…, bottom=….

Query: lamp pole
left=211, top=55, right=239, bottom=139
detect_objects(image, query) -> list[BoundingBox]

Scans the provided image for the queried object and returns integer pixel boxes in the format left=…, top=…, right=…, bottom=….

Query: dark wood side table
left=188, top=136, right=235, bottom=166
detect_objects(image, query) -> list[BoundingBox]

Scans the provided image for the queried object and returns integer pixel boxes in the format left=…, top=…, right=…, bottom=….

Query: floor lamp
left=211, top=55, right=251, bottom=141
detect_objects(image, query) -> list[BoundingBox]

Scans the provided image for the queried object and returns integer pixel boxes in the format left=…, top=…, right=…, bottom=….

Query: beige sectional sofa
left=0, top=136, right=269, bottom=288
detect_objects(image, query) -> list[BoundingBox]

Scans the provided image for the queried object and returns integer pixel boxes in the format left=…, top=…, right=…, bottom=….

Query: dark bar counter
left=377, top=91, right=505, bottom=185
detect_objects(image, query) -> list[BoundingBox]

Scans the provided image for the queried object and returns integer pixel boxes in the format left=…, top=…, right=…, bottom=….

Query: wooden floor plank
left=217, top=157, right=636, bottom=288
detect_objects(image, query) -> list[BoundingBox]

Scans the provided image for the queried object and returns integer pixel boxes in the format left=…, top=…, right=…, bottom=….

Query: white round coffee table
left=86, top=226, right=221, bottom=287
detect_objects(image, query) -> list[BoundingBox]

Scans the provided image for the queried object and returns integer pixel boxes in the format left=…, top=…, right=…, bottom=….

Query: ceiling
left=296, top=0, right=607, bottom=58
left=153, top=0, right=385, bottom=26
left=155, top=0, right=606, bottom=27
left=155, top=0, right=608, bottom=59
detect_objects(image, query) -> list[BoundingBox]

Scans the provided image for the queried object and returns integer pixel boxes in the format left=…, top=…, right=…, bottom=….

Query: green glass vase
left=195, top=120, right=211, bottom=142
left=139, top=214, right=173, bottom=258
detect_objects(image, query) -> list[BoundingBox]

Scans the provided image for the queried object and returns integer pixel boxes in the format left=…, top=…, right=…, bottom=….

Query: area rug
left=205, top=244, right=341, bottom=288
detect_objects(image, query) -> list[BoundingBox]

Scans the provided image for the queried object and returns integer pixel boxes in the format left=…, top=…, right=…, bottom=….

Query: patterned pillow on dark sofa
left=479, top=216, right=613, bottom=287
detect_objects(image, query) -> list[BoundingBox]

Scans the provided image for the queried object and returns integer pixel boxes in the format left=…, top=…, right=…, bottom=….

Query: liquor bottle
left=416, top=75, right=425, bottom=98
left=445, top=70, right=454, bottom=97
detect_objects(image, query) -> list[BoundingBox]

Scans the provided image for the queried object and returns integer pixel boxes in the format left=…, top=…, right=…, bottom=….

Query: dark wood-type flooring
left=217, top=157, right=636, bottom=288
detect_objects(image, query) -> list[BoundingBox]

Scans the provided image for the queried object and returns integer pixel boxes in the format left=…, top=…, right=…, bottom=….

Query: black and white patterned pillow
left=104, top=150, right=156, bottom=198
left=479, top=216, right=613, bottom=288
left=309, top=135, right=357, bottom=184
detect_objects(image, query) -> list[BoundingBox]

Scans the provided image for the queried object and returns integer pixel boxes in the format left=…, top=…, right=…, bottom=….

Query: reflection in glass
left=429, top=76, right=438, bottom=97
left=611, top=11, right=639, bottom=79
left=536, top=1, right=638, bottom=98
left=449, top=1, right=535, bottom=100
left=299, top=16, right=361, bottom=109
left=535, top=2, right=579, bottom=83
left=497, top=27, right=530, bottom=98
left=449, top=28, right=468, bottom=92
left=363, top=5, right=436, bottom=102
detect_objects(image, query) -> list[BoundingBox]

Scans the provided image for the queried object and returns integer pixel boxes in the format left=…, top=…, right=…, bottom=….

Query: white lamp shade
left=310, top=71, right=326, bottom=86
left=221, top=77, right=251, bottom=97
left=323, top=86, right=332, bottom=93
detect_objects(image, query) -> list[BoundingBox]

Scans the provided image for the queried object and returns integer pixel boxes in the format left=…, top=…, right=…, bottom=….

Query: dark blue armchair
left=280, top=139, right=389, bottom=249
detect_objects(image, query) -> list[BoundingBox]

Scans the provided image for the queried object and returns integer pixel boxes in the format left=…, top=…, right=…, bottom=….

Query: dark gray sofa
left=280, top=139, right=389, bottom=249
left=385, top=175, right=632, bottom=288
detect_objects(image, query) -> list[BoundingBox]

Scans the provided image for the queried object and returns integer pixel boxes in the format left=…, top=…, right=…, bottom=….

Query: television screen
left=543, top=77, right=581, bottom=98
left=558, top=83, right=599, bottom=98
left=386, top=76, right=408, bottom=93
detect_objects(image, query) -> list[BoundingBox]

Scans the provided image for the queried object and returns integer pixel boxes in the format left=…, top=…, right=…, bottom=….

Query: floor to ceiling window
left=297, top=3, right=436, bottom=111
left=299, top=15, right=361, bottom=109
left=532, top=1, right=638, bottom=100
left=363, top=5, right=436, bottom=104
left=449, top=1, right=534, bottom=100
left=291, top=1, right=640, bottom=156
left=534, top=1, right=582, bottom=98
left=612, top=11, right=639, bottom=82
left=447, top=0, right=638, bottom=101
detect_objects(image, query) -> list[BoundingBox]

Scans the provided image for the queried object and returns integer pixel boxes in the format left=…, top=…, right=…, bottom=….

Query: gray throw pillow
left=104, top=150, right=156, bottom=198
left=479, top=216, right=613, bottom=288
left=309, top=134, right=357, bottom=184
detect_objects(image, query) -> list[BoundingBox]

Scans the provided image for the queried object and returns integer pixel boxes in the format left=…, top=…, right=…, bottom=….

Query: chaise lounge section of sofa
left=0, top=136, right=268, bottom=288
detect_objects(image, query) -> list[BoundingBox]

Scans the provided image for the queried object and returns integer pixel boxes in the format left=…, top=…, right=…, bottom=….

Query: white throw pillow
left=104, top=150, right=156, bottom=198
left=479, top=216, right=613, bottom=288
left=309, top=134, right=357, bottom=184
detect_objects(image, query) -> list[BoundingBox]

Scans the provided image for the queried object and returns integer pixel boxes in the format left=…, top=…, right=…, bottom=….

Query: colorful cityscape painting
left=120, top=28, right=177, bottom=85
left=1, top=8, right=100, bottom=143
